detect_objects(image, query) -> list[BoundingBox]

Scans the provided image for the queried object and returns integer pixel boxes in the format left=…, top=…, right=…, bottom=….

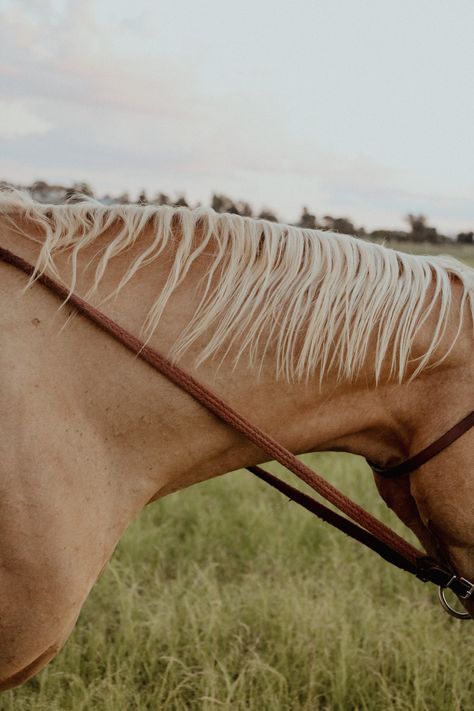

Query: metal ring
left=438, top=586, right=471, bottom=619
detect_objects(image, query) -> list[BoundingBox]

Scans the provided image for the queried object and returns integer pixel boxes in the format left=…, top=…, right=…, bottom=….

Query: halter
left=1, top=246, right=473, bottom=620
left=369, top=411, right=474, bottom=619
left=368, top=410, right=474, bottom=478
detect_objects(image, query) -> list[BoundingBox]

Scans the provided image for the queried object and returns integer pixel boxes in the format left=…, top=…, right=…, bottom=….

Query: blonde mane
left=1, top=188, right=473, bottom=383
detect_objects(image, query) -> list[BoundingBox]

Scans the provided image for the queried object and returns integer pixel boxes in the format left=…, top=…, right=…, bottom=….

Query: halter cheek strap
left=369, top=411, right=474, bottom=478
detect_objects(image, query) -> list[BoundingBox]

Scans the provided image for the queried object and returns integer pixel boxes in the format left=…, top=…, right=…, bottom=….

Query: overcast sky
left=1, top=0, right=473, bottom=232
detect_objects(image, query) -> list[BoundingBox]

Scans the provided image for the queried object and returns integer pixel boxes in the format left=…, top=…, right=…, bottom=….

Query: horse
left=0, top=189, right=472, bottom=690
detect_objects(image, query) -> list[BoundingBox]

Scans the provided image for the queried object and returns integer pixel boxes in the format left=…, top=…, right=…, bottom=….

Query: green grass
left=3, top=244, right=473, bottom=710
left=370, top=239, right=474, bottom=268
left=3, top=454, right=474, bottom=711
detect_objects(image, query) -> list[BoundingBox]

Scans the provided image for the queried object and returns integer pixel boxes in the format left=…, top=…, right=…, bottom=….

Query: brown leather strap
left=2, top=245, right=473, bottom=598
left=249, top=466, right=474, bottom=600
left=248, top=465, right=420, bottom=575
left=369, top=410, right=474, bottom=477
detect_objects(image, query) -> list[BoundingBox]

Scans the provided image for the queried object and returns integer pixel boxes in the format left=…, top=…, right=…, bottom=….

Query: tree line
left=5, top=180, right=474, bottom=245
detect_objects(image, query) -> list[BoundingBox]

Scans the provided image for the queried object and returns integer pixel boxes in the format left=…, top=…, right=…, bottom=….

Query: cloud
left=0, top=1, right=196, bottom=118
left=0, top=0, right=472, bottom=234
left=0, top=99, right=53, bottom=138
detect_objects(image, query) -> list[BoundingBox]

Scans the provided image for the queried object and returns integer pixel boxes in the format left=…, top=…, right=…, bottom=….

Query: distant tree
left=65, top=185, right=91, bottom=202
left=30, top=180, right=53, bottom=202
left=137, top=190, right=148, bottom=205
left=405, top=213, right=426, bottom=242
left=154, top=192, right=170, bottom=206
left=211, top=194, right=255, bottom=216
left=211, top=193, right=238, bottom=214
left=117, top=192, right=130, bottom=204
left=31, top=180, right=48, bottom=192
left=258, top=208, right=278, bottom=222
left=236, top=201, right=253, bottom=217
left=404, top=213, right=440, bottom=243
left=72, top=181, right=94, bottom=198
left=369, top=229, right=409, bottom=243
left=322, top=215, right=357, bottom=235
left=174, top=194, right=189, bottom=207
left=212, top=193, right=226, bottom=212
left=299, top=206, right=318, bottom=230
left=457, top=231, right=474, bottom=245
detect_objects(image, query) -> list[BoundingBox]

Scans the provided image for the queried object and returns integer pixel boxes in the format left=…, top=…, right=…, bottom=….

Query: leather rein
left=2, top=246, right=473, bottom=618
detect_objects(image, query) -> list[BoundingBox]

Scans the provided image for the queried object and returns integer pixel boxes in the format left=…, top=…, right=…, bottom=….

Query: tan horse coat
left=0, top=203, right=473, bottom=689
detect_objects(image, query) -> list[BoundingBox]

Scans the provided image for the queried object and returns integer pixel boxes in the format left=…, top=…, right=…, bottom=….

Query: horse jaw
left=376, top=421, right=474, bottom=620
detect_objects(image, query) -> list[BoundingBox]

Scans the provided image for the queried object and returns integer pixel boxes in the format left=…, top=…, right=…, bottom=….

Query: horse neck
left=2, top=216, right=470, bottom=499
left=83, top=226, right=471, bottom=477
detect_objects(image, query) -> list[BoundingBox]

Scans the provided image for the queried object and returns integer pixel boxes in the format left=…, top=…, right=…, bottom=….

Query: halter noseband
left=368, top=410, right=474, bottom=478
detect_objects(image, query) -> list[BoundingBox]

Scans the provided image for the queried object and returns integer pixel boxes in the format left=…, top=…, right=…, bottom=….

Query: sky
left=1, top=0, right=473, bottom=233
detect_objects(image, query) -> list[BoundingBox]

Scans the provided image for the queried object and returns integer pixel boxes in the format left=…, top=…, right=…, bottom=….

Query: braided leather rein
left=1, top=246, right=473, bottom=618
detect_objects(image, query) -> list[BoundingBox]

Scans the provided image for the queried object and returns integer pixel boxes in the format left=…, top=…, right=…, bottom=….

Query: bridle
left=369, top=411, right=474, bottom=619
left=368, top=410, right=474, bottom=478
left=1, top=246, right=473, bottom=620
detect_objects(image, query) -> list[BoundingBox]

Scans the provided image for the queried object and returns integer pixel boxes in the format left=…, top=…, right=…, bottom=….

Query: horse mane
left=1, top=188, right=473, bottom=383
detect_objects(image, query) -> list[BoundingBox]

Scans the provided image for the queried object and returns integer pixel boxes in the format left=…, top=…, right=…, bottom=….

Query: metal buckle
left=453, top=577, right=474, bottom=600
left=438, top=586, right=471, bottom=619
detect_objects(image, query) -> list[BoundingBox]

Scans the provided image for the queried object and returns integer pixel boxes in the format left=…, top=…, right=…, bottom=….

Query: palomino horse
left=0, top=190, right=473, bottom=690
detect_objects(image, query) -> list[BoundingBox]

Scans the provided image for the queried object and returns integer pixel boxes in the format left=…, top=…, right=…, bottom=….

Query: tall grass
left=3, top=454, right=474, bottom=710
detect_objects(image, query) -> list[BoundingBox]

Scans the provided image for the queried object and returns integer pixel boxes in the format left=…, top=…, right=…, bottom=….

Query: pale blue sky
left=1, top=0, right=473, bottom=232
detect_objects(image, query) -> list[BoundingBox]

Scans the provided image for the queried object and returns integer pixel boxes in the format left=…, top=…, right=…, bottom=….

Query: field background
left=2, top=243, right=474, bottom=711
left=368, top=240, right=474, bottom=268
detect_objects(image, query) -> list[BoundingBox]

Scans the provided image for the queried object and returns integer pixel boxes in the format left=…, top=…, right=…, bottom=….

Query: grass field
left=3, top=243, right=474, bottom=711
left=4, top=456, right=474, bottom=711
left=368, top=240, right=474, bottom=268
